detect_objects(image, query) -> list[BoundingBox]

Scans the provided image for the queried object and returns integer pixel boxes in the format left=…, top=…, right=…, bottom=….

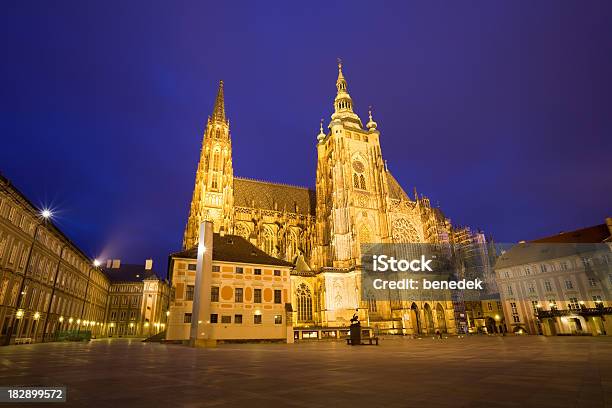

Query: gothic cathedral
left=182, top=63, right=458, bottom=333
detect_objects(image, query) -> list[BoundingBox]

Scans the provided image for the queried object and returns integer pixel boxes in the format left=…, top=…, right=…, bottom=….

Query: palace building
left=178, top=63, right=494, bottom=339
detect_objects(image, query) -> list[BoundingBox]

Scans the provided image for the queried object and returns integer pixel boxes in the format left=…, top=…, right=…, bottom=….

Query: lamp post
left=3, top=209, right=52, bottom=346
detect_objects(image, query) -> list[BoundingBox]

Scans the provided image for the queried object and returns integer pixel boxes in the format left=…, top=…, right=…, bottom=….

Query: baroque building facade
left=181, top=63, right=482, bottom=336
left=0, top=173, right=171, bottom=344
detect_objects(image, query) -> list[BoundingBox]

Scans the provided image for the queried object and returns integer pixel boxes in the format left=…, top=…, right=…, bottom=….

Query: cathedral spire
left=331, top=59, right=362, bottom=126
left=212, top=80, right=226, bottom=123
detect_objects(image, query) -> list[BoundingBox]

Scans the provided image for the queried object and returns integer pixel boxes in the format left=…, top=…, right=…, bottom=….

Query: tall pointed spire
left=331, top=59, right=362, bottom=127
left=212, top=80, right=226, bottom=122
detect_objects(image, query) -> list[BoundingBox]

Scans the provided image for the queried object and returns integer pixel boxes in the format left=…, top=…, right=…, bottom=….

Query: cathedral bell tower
left=314, top=62, right=391, bottom=270
left=183, top=81, right=234, bottom=249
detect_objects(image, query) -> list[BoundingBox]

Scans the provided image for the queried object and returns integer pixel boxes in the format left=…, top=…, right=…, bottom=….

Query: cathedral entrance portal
left=410, top=303, right=421, bottom=335
left=424, top=303, right=435, bottom=334
left=436, top=303, right=447, bottom=333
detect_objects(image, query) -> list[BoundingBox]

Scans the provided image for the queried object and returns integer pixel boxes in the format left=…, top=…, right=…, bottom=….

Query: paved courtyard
left=0, top=336, right=611, bottom=407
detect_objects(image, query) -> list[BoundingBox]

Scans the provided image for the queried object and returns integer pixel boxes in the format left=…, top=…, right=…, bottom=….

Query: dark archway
left=410, top=303, right=421, bottom=334
left=436, top=303, right=447, bottom=333
left=424, top=303, right=435, bottom=334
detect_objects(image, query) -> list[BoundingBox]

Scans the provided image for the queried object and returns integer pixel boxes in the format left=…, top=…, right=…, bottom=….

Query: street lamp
left=4, top=209, right=52, bottom=345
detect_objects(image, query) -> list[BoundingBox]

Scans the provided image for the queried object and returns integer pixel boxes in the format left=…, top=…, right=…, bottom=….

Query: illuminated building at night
left=179, top=63, right=497, bottom=338
left=0, top=174, right=170, bottom=344
left=495, top=219, right=612, bottom=336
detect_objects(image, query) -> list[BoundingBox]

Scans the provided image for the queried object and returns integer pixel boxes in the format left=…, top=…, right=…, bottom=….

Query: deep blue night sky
left=1, top=1, right=611, bottom=274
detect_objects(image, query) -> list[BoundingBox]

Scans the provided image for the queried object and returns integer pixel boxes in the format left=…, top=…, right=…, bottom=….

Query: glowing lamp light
left=93, top=259, right=101, bottom=267
left=76, top=319, right=81, bottom=325
left=494, top=314, right=500, bottom=321
left=144, top=322, right=149, bottom=327
left=166, top=311, right=170, bottom=316
left=16, top=309, right=24, bottom=319
left=58, top=316, right=64, bottom=323
left=254, top=310, right=262, bottom=316
left=129, top=323, right=134, bottom=328
left=33, top=312, right=40, bottom=320
left=68, top=317, right=74, bottom=324
left=41, top=209, right=53, bottom=219
left=579, top=301, right=585, bottom=305
left=536, top=304, right=542, bottom=308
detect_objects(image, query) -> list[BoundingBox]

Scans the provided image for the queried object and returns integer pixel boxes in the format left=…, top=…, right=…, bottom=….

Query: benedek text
left=372, top=278, right=483, bottom=290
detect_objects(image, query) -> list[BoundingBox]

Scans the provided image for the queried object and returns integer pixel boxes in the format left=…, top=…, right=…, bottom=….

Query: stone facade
left=181, top=63, right=490, bottom=334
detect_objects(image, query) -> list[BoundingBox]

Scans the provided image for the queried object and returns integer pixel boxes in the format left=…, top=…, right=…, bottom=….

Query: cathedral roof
left=233, top=177, right=316, bottom=216
left=386, top=171, right=411, bottom=201
left=172, top=233, right=294, bottom=267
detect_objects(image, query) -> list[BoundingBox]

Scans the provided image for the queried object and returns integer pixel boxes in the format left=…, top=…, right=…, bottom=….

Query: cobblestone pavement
left=0, top=335, right=610, bottom=407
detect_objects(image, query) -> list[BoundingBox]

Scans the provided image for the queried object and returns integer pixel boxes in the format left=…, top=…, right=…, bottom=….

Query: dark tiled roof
left=102, top=264, right=162, bottom=283
left=386, top=171, right=410, bottom=201
left=172, top=233, right=294, bottom=267
left=233, top=177, right=315, bottom=216
left=530, top=223, right=610, bottom=244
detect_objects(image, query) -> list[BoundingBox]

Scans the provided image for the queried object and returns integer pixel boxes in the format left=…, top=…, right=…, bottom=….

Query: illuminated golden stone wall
left=182, top=64, right=464, bottom=333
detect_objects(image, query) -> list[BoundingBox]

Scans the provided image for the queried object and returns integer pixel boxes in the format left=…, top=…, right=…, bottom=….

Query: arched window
left=359, top=174, right=366, bottom=190
left=212, top=150, right=221, bottom=171
left=262, top=227, right=275, bottom=255
left=296, top=283, right=313, bottom=322
left=215, top=128, right=220, bottom=138
left=234, top=223, right=250, bottom=240
left=286, top=230, right=298, bottom=261
left=353, top=173, right=360, bottom=188
left=211, top=174, right=219, bottom=191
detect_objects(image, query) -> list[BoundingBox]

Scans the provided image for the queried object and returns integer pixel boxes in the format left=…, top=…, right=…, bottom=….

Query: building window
left=531, top=300, right=539, bottom=314
left=544, top=281, right=552, bottom=292
left=186, top=285, right=195, bottom=301
left=254, top=314, right=262, bottom=324
left=487, top=302, right=493, bottom=311
left=211, top=286, right=219, bottom=302
left=212, top=265, right=220, bottom=272
left=560, top=261, right=568, bottom=270
left=187, top=264, right=197, bottom=271
left=274, top=270, right=281, bottom=276
left=234, top=314, right=242, bottom=324
left=235, top=288, right=243, bottom=303
left=568, top=297, right=579, bottom=310
left=593, top=295, right=603, bottom=307
left=512, top=316, right=520, bottom=323
left=588, top=278, right=597, bottom=287
left=210, top=314, right=218, bottom=323
left=507, top=286, right=513, bottom=296
left=565, top=280, right=573, bottom=290
left=254, top=268, right=262, bottom=276
left=528, top=284, right=535, bottom=294
left=254, top=289, right=262, bottom=303
left=296, top=283, right=313, bottom=322
left=274, top=315, right=282, bottom=324
left=221, top=315, right=231, bottom=324
left=548, top=300, right=557, bottom=310
left=235, top=267, right=243, bottom=274
left=184, top=313, right=192, bottom=323
left=274, top=289, right=282, bottom=304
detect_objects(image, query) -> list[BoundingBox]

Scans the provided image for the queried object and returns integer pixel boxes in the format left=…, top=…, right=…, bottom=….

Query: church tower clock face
left=352, top=160, right=365, bottom=173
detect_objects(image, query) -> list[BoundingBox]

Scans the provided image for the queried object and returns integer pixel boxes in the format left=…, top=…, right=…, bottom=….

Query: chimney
left=145, top=259, right=153, bottom=270
left=112, top=259, right=121, bottom=269
left=106, top=259, right=112, bottom=268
